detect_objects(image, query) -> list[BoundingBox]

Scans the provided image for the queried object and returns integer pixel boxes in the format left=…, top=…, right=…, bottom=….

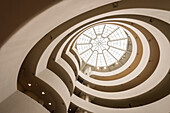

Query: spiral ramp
left=0, top=0, right=170, bottom=113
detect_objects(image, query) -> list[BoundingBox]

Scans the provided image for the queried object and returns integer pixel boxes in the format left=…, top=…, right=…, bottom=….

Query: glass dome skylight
left=76, top=24, right=129, bottom=67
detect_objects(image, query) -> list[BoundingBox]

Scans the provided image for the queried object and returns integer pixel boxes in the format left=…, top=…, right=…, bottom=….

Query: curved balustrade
left=0, top=0, right=169, bottom=113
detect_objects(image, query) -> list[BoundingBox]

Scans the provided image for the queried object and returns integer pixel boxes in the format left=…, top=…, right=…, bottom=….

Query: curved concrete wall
left=0, top=0, right=116, bottom=103
left=71, top=94, right=170, bottom=113
left=37, top=69, right=70, bottom=109
left=0, top=91, right=49, bottom=113
left=0, top=0, right=170, bottom=113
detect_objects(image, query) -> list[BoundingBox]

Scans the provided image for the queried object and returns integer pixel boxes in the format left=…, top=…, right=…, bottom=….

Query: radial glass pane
left=80, top=49, right=92, bottom=62
left=103, top=50, right=116, bottom=66
left=87, top=51, right=97, bottom=66
left=94, top=24, right=104, bottom=34
left=83, top=28, right=96, bottom=39
left=108, top=47, right=124, bottom=60
left=77, top=44, right=92, bottom=54
left=77, top=35, right=91, bottom=44
left=97, top=54, right=106, bottom=67
left=108, top=39, right=128, bottom=50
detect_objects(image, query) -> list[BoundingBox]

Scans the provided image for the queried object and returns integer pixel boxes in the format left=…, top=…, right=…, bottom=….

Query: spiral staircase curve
left=0, top=0, right=170, bottom=113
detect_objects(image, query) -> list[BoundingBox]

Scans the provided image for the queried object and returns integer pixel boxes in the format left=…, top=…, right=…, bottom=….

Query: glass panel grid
left=77, top=44, right=92, bottom=54
left=84, top=28, right=96, bottom=39
left=76, top=24, right=128, bottom=67
left=77, top=35, right=91, bottom=44
left=80, top=49, right=92, bottom=62
left=94, top=25, right=104, bottom=34
left=97, top=54, right=106, bottom=67
left=87, top=51, right=97, bottom=66
left=103, top=50, right=116, bottom=66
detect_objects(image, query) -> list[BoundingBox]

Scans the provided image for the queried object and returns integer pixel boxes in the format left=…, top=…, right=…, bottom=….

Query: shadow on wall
left=0, top=0, right=62, bottom=48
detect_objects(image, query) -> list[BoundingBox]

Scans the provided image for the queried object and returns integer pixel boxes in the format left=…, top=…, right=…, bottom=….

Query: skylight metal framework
left=76, top=24, right=129, bottom=67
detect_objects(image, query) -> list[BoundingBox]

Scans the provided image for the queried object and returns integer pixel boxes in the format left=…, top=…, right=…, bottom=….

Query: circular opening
left=76, top=23, right=130, bottom=68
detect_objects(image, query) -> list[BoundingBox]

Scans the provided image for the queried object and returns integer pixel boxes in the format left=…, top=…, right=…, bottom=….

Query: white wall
left=0, top=91, right=49, bottom=113
left=37, top=69, right=70, bottom=109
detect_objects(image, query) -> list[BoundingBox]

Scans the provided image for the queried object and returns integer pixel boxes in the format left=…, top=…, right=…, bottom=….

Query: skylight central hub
left=98, top=42, right=101, bottom=46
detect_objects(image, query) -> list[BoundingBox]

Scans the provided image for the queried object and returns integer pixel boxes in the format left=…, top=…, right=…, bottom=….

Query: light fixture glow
left=48, top=103, right=52, bottom=105
left=42, top=92, right=45, bottom=95
left=28, top=83, right=31, bottom=87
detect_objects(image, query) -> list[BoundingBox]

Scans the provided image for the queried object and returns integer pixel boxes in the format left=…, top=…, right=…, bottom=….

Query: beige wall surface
left=0, top=91, right=49, bottom=113
left=0, top=0, right=116, bottom=103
